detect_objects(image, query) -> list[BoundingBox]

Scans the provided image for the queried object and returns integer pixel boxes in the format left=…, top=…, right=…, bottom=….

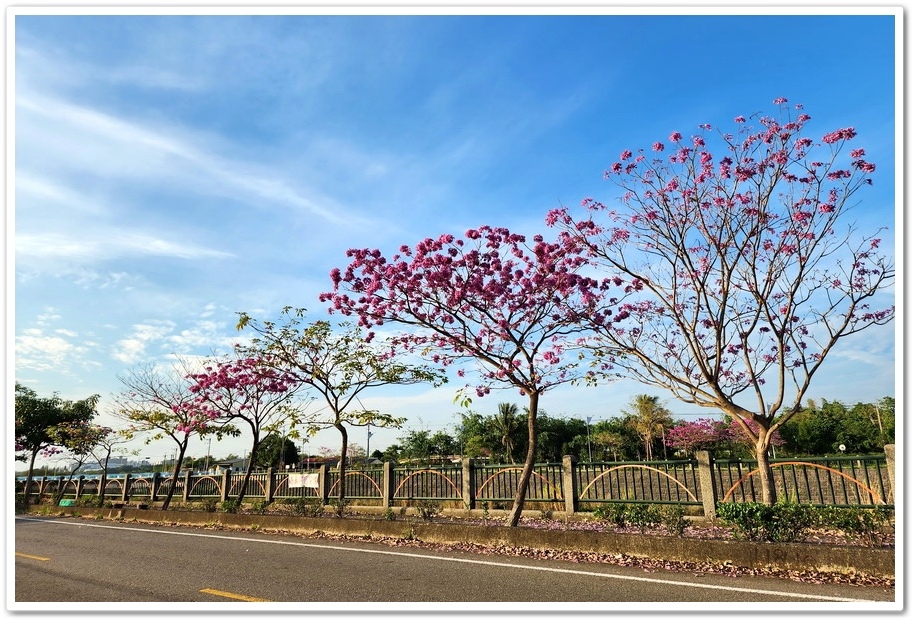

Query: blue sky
left=9, top=6, right=901, bottom=467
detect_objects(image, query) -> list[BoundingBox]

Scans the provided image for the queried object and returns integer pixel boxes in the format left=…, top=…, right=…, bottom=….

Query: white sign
left=288, top=473, right=320, bottom=489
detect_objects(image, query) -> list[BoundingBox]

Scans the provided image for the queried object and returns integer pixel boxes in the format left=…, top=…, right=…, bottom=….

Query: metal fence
left=575, top=459, right=702, bottom=509
left=17, top=448, right=894, bottom=513
left=712, top=454, right=891, bottom=506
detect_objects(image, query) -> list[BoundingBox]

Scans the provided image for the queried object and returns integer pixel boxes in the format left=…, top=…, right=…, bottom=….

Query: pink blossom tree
left=665, top=418, right=729, bottom=456
left=320, top=226, right=607, bottom=527
left=235, top=309, right=447, bottom=508
left=114, top=360, right=240, bottom=510
left=549, top=98, right=894, bottom=504
left=188, top=352, right=305, bottom=506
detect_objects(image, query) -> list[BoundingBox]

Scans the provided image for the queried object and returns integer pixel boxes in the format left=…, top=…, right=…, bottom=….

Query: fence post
left=462, top=458, right=475, bottom=510
left=884, top=444, right=895, bottom=505
left=695, top=450, right=718, bottom=520
left=317, top=462, right=330, bottom=505
left=122, top=474, right=131, bottom=503
left=266, top=468, right=275, bottom=503
left=382, top=462, right=395, bottom=509
left=562, top=455, right=578, bottom=516
left=220, top=468, right=231, bottom=503
left=183, top=471, right=192, bottom=503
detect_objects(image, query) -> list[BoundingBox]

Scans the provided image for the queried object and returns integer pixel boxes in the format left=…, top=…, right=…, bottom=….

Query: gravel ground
left=211, top=511, right=896, bottom=589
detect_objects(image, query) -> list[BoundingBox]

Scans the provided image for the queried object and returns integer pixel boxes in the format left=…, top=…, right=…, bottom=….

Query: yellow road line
left=199, top=588, right=270, bottom=602
left=15, top=552, right=50, bottom=561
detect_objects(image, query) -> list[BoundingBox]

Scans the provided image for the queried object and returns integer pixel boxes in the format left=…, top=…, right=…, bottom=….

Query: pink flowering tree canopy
left=665, top=418, right=729, bottom=455
left=321, top=226, right=604, bottom=401
left=319, top=225, right=608, bottom=526
left=548, top=98, right=894, bottom=503
left=188, top=351, right=306, bottom=505
left=114, top=360, right=242, bottom=509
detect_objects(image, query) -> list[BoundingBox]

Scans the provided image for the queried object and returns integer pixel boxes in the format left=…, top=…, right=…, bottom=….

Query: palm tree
left=623, top=395, right=672, bottom=461
left=492, top=403, right=523, bottom=463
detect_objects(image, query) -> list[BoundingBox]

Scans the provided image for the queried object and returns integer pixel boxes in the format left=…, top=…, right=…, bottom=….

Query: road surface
left=12, top=516, right=897, bottom=610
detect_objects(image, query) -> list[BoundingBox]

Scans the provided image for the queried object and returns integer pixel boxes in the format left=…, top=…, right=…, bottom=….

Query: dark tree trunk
left=506, top=391, right=539, bottom=528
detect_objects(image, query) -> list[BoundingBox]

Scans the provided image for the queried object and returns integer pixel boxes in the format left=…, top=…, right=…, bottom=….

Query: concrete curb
left=32, top=506, right=895, bottom=579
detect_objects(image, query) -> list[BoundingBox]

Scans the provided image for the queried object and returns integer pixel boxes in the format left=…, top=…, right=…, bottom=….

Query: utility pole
left=366, top=424, right=372, bottom=465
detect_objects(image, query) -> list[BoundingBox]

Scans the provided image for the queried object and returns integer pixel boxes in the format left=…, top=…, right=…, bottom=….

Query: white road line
left=17, top=517, right=885, bottom=603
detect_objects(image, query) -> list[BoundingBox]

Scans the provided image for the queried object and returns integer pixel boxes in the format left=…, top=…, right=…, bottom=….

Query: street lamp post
left=366, top=424, right=372, bottom=465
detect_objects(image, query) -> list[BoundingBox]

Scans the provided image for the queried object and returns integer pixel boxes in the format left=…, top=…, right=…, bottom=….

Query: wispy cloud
left=17, top=92, right=365, bottom=227
left=17, top=230, right=235, bottom=263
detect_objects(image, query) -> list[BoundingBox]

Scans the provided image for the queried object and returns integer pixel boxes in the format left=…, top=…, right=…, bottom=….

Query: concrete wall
left=32, top=505, right=894, bottom=579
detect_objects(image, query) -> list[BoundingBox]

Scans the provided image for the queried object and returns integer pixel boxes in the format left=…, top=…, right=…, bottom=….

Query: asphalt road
left=12, top=516, right=897, bottom=611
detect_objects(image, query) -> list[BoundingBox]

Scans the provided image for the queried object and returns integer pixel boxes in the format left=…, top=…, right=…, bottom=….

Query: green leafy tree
left=622, top=395, right=673, bottom=460
left=254, top=433, right=301, bottom=469
left=15, top=384, right=100, bottom=507
left=236, top=308, right=447, bottom=504
left=591, top=418, right=643, bottom=461
left=454, top=410, right=494, bottom=459
left=843, top=398, right=895, bottom=452
left=491, top=402, right=524, bottom=463
left=47, top=422, right=116, bottom=505
left=379, top=443, right=403, bottom=463
left=778, top=399, right=841, bottom=456
left=534, top=414, right=587, bottom=462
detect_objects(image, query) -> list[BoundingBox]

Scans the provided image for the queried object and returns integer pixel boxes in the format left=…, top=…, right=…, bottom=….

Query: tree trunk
left=55, top=469, right=79, bottom=506
left=505, top=392, right=539, bottom=528
left=754, top=437, right=778, bottom=505
left=161, top=443, right=188, bottom=510
left=98, top=471, right=108, bottom=507
left=336, top=423, right=349, bottom=509
left=22, top=450, right=39, bottom=508
left=235, top=436, right=259, bottom=507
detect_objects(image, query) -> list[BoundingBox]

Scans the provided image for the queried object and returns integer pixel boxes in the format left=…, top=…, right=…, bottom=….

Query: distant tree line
left=373, top=395, right=894, bottom=466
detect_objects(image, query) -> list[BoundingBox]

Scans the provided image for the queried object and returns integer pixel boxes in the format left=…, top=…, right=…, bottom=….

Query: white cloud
left=16, top=329, right=88, bottom=372
left=111, top=321, right=177, bottom=364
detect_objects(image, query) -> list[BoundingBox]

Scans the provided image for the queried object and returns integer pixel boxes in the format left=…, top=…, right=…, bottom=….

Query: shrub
left=286, top=497, right=324, bottom=517
left=594, top=503, right=688, bottom=535
left=816, top=506, right=893, bottom=546
left=658, top=504, right=690, bottom=537
left=414, top=499, right=442, bottom=521
left=198, top=499, right=218, bottom=513
left=716, top=501, right=814, bottom=542
left=628, top=504, right=662, bottom=533
left=249, top=500, right=272, bottom=515
left=332, top=499, right=349, bottom=518
left=593, top=503, right=628, bottom=527
left=220, top=499, right=240, bottom=514
left=383, top=507, right=396, bottom=521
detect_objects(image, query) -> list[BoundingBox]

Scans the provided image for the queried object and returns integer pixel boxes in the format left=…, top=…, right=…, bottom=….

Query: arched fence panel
left=392, top=467, right=463, bottom=503
left=576, top=460, right=702, bottom=509
left=16, top=448, right=894, bottom=512
left=714, top=456, right=891, bottom=506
